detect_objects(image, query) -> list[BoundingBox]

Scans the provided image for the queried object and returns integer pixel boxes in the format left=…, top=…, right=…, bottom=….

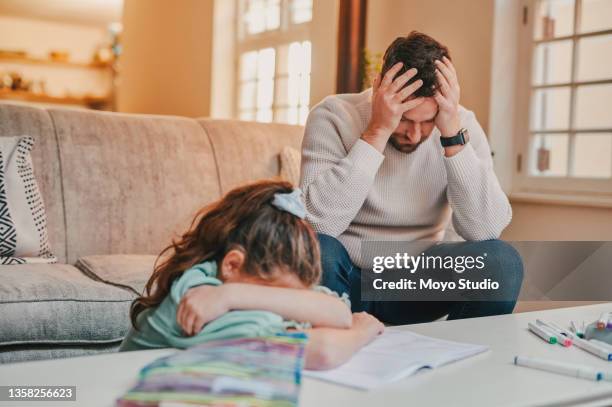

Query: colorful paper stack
left=116, top=333, right=307, bottom=407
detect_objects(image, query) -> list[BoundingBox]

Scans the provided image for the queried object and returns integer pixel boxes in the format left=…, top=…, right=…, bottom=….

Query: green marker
left=529, top=322, right=557, bottom=344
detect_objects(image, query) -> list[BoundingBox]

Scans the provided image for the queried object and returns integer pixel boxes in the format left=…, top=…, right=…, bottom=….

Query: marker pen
left=591, top=339, right=612, bottom=351
left=571, top=336, right=612, bottom=361
left=514, top=356, right=603, bottom=381
left=528, top=322, right=557, bottom=344
left=536, top=320, right=572, bottom=347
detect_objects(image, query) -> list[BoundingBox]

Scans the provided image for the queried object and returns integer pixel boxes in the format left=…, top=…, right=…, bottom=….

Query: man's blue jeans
left=318, top=234, right=524, bottom=324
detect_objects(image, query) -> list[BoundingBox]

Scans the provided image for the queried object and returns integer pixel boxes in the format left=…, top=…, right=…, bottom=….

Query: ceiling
left=0, top=0, right=123, bottom=27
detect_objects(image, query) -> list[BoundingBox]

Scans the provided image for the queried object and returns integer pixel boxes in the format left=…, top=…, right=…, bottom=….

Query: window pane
left=530, top=134, right=569, bottom=176
left=533, top=0, right=575, bottom=40
left=291, top=0, right=313, bottom=24
left=243, top=0, right=280, bottom=35
left=532, top=40, right=573, bottom=85
left=299, top=74, right=310, bottom=105
left=580, top=0, right=612, bottom=34
left=572, top=133, right=612, bottom=178
left=288, top=42, right=305, bottom=75
left=257, top=48, right=276, bottom=79
left=574, top=84, right=612, bottom=129
left=577, top=34, right=612, bottom=81
left=257, top=78, right=274, bottom=108
left=256, top=108, right=273, bottom=122
left=240, top=51, right=258, bottom=81
left=299, top=105, right=309, bottom=125
left=239, top=81, right=257, bottom=109
left=243, top=0, right=266, bottom=34
left=287, top=73, right=300, bottom=107
left=302, top=41, right=312, bottom=73
left=530, top=87, right=571, bottom=130
left=266, top=0, right=280, bottom=31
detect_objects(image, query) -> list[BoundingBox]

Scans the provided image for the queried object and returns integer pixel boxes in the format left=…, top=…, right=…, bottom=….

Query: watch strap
left=440, top=128, right=467, bottom=147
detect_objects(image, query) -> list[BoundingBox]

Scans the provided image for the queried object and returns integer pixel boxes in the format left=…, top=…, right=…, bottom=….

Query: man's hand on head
left=433, top=56, right=461, bottom=139
left=362, top=62, right=424, bottom=153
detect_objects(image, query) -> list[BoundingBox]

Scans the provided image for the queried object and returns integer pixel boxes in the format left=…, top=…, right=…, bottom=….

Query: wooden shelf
left=0, top=54, right=112, bottom=70
left=0, top=89, right=110, bottom=108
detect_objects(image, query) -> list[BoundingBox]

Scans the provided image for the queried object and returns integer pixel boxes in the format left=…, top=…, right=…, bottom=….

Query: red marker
left=536, top=320, right=572, bottom=347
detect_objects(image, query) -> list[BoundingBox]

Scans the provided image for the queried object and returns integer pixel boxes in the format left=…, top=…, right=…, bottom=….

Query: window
left=235, top=0, right=312, bottom=125
left=516, top=0, right=612, bottom=194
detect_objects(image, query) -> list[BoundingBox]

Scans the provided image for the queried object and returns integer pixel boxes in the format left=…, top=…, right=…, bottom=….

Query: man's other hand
left=433, top=56, right=461, bottom=138
left=362, top=62, right=424, bottom=153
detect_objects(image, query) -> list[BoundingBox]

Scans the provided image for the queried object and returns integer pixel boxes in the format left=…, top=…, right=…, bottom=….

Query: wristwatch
left=440, top=128, right=469, bottom=147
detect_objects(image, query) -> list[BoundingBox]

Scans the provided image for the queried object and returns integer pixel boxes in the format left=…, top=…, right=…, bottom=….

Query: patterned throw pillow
left=0, top=136, right=56, bottom=264
left=279, top=146, right=302, bottom=187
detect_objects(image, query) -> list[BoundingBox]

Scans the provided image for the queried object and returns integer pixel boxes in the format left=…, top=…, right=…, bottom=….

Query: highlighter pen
left=514, top=356, right=603, bottom=381
left=536, top=320, right=572, bottom=347
left=597, top=313, right=609, bottom=330
left=528, top=322, right=557, bottom=344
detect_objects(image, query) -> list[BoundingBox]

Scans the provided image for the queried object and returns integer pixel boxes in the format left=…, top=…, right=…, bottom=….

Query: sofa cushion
left=48, top=108, right=222, bottom=264
left=75, top=254, right=157, bottom=296
left=198, top=119, right=303, bottom=193
left=0, top=263, right=135, bottom=346
left=0, top=342, right=120, bottom=364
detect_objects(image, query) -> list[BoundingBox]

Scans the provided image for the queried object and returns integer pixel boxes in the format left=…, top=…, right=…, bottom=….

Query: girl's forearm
left=222, top=283, right=351, bottom=328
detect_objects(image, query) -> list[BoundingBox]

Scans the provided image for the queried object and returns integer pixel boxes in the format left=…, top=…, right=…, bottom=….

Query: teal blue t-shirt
left=119, top=261, right=347, bottom=351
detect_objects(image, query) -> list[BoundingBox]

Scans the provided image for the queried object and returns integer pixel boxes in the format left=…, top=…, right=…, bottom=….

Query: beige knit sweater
left=299, top=89, right=511, bottom=268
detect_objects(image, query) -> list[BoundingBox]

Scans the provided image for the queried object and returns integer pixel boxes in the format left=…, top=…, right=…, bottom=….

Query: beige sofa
left=0, top=102, right=303, bottom=363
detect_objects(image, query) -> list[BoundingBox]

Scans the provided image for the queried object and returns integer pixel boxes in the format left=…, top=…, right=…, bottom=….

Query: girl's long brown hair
left=130, top=179, right=321, bottom=329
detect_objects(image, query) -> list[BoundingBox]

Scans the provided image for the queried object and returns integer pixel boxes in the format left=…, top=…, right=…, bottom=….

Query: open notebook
left=303, top=328, right=488, bottom=390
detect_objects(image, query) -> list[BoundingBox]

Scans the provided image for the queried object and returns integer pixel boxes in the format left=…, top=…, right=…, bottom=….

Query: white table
left=1, top=303, right=612, bottom=407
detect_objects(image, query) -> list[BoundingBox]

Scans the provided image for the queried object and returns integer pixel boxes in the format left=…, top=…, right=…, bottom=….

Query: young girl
left=120, top=180, right=384, bottom=370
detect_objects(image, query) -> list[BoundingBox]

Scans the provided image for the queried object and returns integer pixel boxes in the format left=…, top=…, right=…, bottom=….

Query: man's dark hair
left=381, top=31, right=450, bottom=97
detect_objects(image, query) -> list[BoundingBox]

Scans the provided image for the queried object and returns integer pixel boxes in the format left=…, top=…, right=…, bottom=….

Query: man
left=300, top=32, right=523, bottom=324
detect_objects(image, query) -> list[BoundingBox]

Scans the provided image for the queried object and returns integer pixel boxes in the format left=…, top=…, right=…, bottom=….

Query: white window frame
left=514, top=0, right=612, bottom=197
left=234, top=0, right=312, bottom=122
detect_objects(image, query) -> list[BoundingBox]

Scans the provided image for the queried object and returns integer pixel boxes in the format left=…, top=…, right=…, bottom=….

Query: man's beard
left=388, top=134, right=430, bottom=154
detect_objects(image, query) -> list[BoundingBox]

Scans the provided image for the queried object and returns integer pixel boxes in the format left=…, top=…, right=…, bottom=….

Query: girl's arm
left=177, top=284, right=352, bottom=336
left=303, top=312, right=384, bottom=370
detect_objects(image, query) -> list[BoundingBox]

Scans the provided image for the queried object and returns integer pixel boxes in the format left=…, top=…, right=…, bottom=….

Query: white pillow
left=0, top=136, right=56, bottom=264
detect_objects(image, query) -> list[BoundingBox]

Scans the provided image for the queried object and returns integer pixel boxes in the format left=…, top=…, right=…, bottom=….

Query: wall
left=503, top=202, right=612, bottom=241
left=309, top=0, right=339, bottom=107
left=365, top=0, right=494, bottom=132
left=0, top=15, right=111, bottom=99
left=118, top=0, right=214, bottom=117
left=120, top=0, right=336, bottom=118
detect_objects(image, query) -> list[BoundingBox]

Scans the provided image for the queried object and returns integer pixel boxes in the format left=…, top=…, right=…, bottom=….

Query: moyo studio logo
left=361, top=241, right=612, bottom=302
